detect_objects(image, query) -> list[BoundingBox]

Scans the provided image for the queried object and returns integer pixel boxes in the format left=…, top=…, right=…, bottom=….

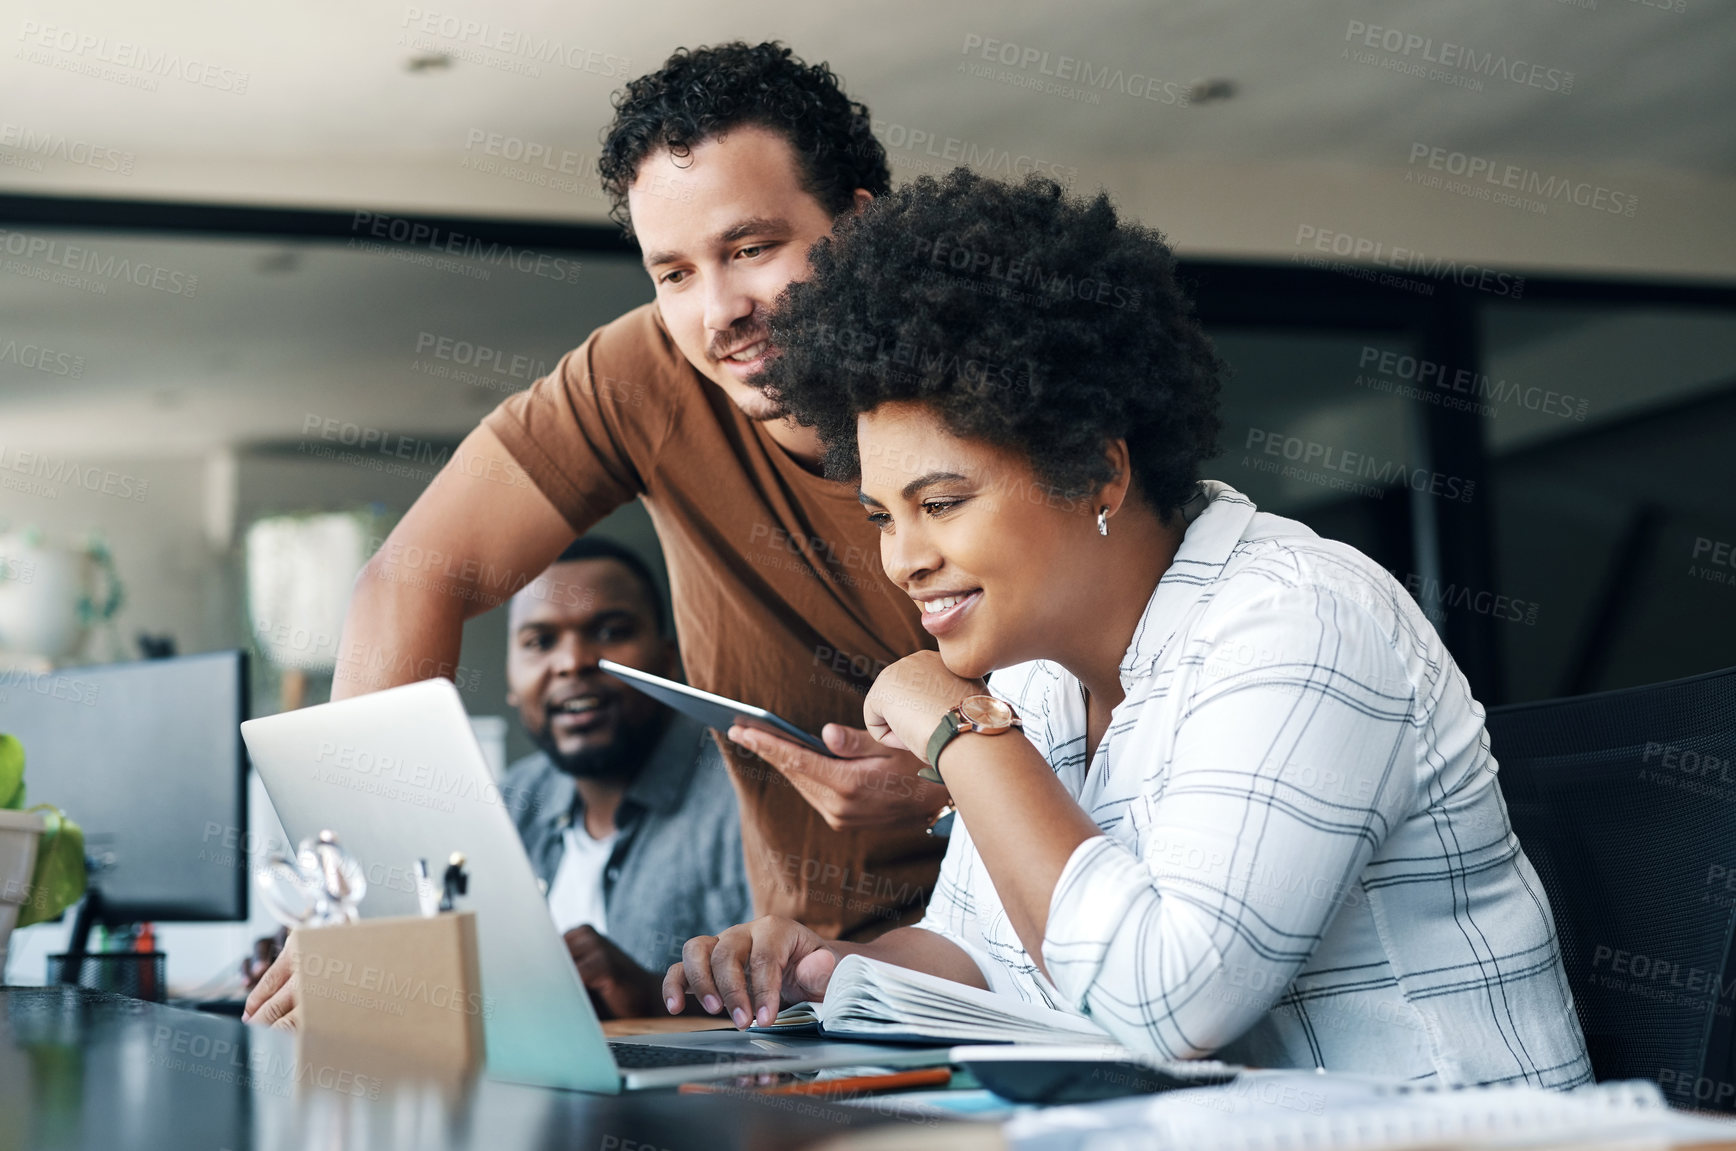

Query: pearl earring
left=1097, top=507, right=1110, bottom=536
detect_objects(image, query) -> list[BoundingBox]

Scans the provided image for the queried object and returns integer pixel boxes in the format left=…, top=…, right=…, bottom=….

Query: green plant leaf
left=0, top=734, right=22, bottom=810
left=17, top=807, right=86, bottom=928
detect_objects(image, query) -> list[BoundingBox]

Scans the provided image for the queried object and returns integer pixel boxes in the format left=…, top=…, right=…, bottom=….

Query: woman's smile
left=912, top=589, right=982, bottom=637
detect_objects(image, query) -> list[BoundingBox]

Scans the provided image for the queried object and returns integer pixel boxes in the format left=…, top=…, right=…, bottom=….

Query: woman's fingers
left=678, top=935, right=725, bottom=1016
left=674, top=919, right=826, bottom=1028
left=747, top=923, right=791, bottom=1027
left=709, top=930, right=758, bottom=1028
left=248, top=978, right=297, bottom=1028
left=862, top=698, right=895, bottom=745
left=242, top=940, right=296, bottom=1024
left=661, top=962, right=689, bottom=1014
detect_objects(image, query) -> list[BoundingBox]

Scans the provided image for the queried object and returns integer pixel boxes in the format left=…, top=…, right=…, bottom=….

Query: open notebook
left=757, top=953, right=1115, bottom=1045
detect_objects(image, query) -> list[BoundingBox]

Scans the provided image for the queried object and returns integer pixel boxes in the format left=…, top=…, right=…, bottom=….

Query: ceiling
left=1, top=1, right=1733, bottom=462
left=2, top=0, right=1733, bottom=276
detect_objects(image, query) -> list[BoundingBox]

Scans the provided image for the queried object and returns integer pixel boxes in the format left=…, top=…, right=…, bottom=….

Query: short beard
left=732, top=386, right=786, bottom=422
left=531, top=710, right=666, bottom=783
left=710, top=318, right=783, bottom=421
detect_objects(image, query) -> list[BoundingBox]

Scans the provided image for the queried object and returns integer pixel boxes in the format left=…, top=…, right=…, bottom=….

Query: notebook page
left=819, top=953, right=1113, bottom=1044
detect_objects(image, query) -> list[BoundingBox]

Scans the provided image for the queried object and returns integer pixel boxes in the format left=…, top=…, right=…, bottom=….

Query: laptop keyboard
left=609, top=1041, right=786, bottom=1070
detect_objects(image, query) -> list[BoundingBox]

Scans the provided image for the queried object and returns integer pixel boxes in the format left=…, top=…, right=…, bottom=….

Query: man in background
left=500, top=536, right=751, bottom=1018
left=245, top=536, right=751, bottom=1026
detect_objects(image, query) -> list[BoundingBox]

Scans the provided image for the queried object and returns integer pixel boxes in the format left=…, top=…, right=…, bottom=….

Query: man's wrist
left=925, top=797, right=957, bottom=838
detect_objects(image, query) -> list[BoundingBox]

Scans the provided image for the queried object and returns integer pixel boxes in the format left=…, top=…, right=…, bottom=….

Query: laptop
left=240, top=677, right=950, bottom=1092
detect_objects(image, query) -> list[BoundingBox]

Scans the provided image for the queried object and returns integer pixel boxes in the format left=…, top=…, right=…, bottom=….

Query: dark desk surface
left=0, top=986, right=950, bottom=1151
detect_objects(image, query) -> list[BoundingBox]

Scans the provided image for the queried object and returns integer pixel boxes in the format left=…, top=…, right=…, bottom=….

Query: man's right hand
left=662, top=916, right=841, bottom=1029
left=725, top=723, right=950, bottom=830
left=242, top=932, right=299, bottom=1031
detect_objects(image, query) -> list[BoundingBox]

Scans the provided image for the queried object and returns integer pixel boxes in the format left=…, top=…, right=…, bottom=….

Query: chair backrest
left=1487, top=665, right=1736, bottom=1110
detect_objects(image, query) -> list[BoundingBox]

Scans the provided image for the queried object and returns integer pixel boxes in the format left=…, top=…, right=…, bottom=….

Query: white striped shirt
left=915, top=481, right=1592, bottom=1086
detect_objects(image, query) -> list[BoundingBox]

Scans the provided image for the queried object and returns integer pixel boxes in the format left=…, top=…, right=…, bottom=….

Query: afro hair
left=762, top=169, right=1224, bottom=515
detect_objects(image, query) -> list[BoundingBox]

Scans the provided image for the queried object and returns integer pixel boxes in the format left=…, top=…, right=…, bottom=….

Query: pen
left=679, top=1066, right=951, bottom=1097
left=415, top=858, right=440, bottom=918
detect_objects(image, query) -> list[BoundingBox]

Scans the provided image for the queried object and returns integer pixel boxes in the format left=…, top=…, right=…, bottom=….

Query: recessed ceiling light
left=406, top=52, right=452, bottom=74
left=1188, top=78, right=1236, bottom=104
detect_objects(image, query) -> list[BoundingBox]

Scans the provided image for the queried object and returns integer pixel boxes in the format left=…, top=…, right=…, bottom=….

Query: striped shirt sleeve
left=1042, top=584, right=1418, bottom=1057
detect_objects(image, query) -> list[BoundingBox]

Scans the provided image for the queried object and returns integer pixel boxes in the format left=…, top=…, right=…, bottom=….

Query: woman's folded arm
left=1042, top=586, right=1419, bottom=1057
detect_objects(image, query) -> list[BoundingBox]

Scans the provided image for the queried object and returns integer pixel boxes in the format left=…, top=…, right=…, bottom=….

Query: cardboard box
left=293, top=911, right=485, bottom=1072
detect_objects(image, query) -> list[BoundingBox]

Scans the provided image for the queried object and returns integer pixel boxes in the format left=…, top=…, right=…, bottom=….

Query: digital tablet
left=598, top=659, right=837, bottom=757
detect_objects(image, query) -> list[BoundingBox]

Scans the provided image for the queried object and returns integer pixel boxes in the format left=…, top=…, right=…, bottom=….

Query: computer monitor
left=0, top=651, right=249, bottom=923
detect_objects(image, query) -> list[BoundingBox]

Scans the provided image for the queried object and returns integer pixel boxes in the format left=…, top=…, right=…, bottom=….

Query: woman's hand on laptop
left=241, top=932, right=300, bottom=1031
left=663, top=916, right=840, bottom=1029
left=725, top=724, right=950, bottom=831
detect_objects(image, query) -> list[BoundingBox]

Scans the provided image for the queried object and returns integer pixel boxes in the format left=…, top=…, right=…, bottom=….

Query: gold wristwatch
left=918, top=695, right=1023, bottom=785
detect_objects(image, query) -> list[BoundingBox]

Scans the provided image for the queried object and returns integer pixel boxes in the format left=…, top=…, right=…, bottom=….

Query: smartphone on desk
left=950, top=1045, right=1240, bottom=1104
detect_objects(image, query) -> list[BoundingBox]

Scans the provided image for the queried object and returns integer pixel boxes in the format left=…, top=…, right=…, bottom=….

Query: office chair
left=1487, top=664, right=1736, bottom=1110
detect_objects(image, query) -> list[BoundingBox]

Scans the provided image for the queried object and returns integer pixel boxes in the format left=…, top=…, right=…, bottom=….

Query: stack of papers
left=1005, top=1073, right=1736, bottom=1151
left=764, top=953, right=1114, bottom=1045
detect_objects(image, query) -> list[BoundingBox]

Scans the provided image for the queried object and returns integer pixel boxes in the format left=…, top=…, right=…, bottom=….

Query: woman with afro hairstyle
left=664, top=170, right=1591, bottom=1089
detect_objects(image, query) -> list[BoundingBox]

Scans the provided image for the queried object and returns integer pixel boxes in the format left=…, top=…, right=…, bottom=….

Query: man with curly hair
left=663, top=171, right=1592, bottom=1087
left=324, top=43, right=947, bottom=958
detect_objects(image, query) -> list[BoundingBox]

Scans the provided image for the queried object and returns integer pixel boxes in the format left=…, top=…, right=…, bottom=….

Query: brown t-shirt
left=484, top=303, right=941, bottom=941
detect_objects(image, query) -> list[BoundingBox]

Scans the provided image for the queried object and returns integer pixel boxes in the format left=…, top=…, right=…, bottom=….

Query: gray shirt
left=500, top=712, right=753, bottom=974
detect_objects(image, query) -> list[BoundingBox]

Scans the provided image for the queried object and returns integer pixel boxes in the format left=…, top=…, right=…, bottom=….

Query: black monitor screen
left=0, top=651, right=248, bottom=923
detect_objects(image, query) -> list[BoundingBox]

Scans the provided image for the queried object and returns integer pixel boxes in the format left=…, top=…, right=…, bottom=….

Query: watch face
left=959, top=694, right=1015, bottom=731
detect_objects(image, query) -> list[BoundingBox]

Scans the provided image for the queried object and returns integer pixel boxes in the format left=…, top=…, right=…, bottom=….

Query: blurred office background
left=0, top=0, right=1732, bottom=991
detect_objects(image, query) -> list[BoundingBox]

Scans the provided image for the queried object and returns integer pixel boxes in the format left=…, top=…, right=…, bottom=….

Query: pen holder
left=292, top=911, right=485, bottom=1072
left=48, top=950, right=168, bottom=1002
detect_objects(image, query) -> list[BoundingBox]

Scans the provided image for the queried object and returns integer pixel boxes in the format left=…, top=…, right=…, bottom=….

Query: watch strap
left=920, top=709, right=964, bottom=783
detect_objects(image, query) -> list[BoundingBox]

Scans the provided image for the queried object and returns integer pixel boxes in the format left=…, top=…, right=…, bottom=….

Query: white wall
left=1, top=442, right=661, bottom=995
